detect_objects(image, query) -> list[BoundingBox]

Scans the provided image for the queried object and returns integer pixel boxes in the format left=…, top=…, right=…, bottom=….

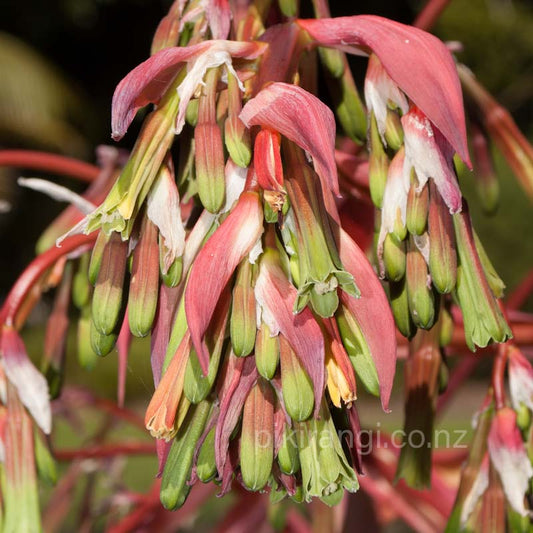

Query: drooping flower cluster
left=0, top=0, right=526, bottom=528
left=448, top=345, right=533, bottom=528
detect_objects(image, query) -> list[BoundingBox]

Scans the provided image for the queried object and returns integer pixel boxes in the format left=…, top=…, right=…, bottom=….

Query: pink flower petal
left=364, top=54, right=408, bottom=143
left=255, top=255, right=325, bottom=417
left=508, top=346, right=533, bottom=412
left=338, top=229, right=397, bottom=411
left=0, top=328, right=51, bottom=434
left=377, top=149, right=409, bottom=274
left=402, top=107, right=462, bottom=214
left=112, top=40, right=266, bottom=140
left=206, top=0, right=232, bottom=39
left=240, top=82, right=339, bottom=196
left=185, top=191, right=263, bottom=373
left=297, top=15, right=471, bottom=166
left=151, top=284, right=181, bottom=386
left=215, top=355, right=257, bottom=476
left=488, top=407, right=533, bottom=516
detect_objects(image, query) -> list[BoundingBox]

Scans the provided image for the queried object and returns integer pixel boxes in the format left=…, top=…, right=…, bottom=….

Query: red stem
left=0, top=233, right=97, bottom=326
left=492, top=343, right=508, bottom=410
left=59, top=387, right=147, bottom=431
left=413, top=0, right=452, bottom=31
left=54, top=442, right=155, bottom=461
left=507, top=269, right=533, bottom=310
left=0, top=150, right=99, bottom=182
left=358, top=475, right=439, bottom=532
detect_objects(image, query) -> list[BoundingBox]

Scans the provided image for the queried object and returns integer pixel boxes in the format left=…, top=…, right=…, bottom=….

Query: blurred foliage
left=434, top=0, right=533, bottom=132
left=0, top=33, right=88, bottom=156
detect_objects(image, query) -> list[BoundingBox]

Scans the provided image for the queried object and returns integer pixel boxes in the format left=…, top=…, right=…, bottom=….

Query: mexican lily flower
left=185, top=189, right=263, bottom=372
left=487, top=407, right=533, bottom=516
left=0, top=327, right=51, bottom=435
left=297, top=15, right=471, bottom=165
left=5, top=1, right=523, bottom=520
left=111, top=40, right=267, bottom=141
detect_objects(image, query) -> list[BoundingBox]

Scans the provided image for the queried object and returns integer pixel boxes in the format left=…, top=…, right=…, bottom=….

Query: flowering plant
left=1, top=0, right=533, bottom=530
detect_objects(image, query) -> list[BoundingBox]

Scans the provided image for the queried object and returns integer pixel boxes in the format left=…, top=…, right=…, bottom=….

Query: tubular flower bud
left=284, top=145, right=357, bottom=318
left=160, top=399, right=212, bottom=510
left=279, top=336, right=315, bottom=422
left=91, top=231, right=128, bottom=336
left=396, top=327, right=442, bottom=488
left=195, top=67, right=226, bottom=213
left=230, top=259, right=257, bottom=357
left=453, top=202, right=511, bottom=350
left=368, top=111, right=389, bottom=209
left=406, top=176, right=428, bottom=236
left=296, top=402, right=359, bottom=505
left=128, top=216, right=159, bottom=337
left=145, top=333, right=191, bottom=441
left=377, top=148, right=409, bottom=274
left=196, top=426, right=217, bottom=483
left=428, top=181, right=457, bottom=294
left=406, top=236, right=435, bottom=330
left=2, top=384, right=42, bottom=533
left=254, top=320, right=279, bottom=380
left=41, top=262, right=73, bottom=399
left=277, top=424, right=300, bottom=475
left=382, top=233, right=406, bottom=282
left=389, top=278, right=415, bottom=340
left=384, top=108, right=404, bottom=151
left=240, top=378, right=275, bottom=491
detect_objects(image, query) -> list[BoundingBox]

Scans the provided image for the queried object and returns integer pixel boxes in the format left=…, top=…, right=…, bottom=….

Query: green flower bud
left=277, top=425, right=300, bottom=475
left=406, top=238, right=435, bottom=329
left=240, top=379, right=275, bottom=491
left=92, top=232, right=128, bottom=335
left=34, top=430, right=57, bottom=486
left=196, top=427, right=216, bottom=483
left=389, top=278, right=416, bottom=340
left=128, top=217, right=159, bottom=337
left=72, top=253, right=91, bottom=309
left=255, top=321, right=280, bottom=380
left=230, top=260, right=257, bottom=357
left=453, top=203, right=511, bottom=350
left=336, top=304, right=379, bottom=397
left=90, top=318, right=118, bottom=357
left=428, top=183, right=457, bottom=294
left=160, top=399, right=211, bottom=510
left=369, top=112, right=389, bottom=208
left=383, top=233, right=406, bottom=282
left=295, top=403, right=358, bottom=503
left=406, top=180, right=428, bottom=236
left=77, top=305, right=98, bottom=369
left=195, top=68, right=225, bottom=213
left=384, top=108, right=404, bottom=151
left=88, top=230, right=108, bottom=286
left=279, top=336, right=314, bottom=422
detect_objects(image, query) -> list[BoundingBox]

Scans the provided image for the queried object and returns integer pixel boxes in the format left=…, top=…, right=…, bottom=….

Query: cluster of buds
left=364, top=53, right=511, bottom=351
left=0, top=0, right=524, bottom=525
left=448, top=344, right=533, bottom=530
